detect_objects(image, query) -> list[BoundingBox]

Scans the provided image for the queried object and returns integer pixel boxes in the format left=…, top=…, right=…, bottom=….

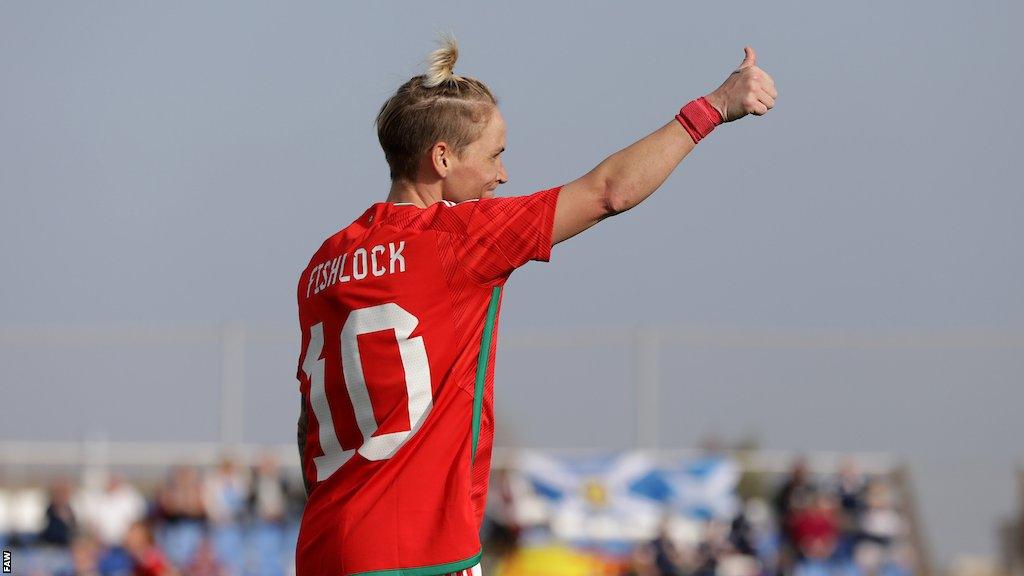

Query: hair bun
left=423, top=33, right=460, bottom=88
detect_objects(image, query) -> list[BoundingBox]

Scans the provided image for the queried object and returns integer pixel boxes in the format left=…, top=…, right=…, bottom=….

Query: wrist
left=702, top=93, right=727, bottom=122
left=675, top=96, right=724, bottom=144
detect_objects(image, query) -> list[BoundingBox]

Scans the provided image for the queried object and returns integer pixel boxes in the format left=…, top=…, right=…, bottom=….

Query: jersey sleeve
left=441, top=186, right=561, bottom=284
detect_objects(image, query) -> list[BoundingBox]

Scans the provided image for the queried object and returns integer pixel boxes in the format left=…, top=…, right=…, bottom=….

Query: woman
left=295, top=35, right=776, bottom=576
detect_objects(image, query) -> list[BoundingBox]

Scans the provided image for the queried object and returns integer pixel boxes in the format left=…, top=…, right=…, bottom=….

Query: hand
left=705, top=46, right=777, bottom=122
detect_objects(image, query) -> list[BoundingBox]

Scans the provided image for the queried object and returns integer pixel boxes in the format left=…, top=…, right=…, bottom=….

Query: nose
left=497, top=161, right=508, bottom=185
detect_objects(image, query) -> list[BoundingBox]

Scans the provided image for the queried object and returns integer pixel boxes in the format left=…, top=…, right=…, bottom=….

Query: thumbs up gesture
left=705, top=47, right=777, bottom=123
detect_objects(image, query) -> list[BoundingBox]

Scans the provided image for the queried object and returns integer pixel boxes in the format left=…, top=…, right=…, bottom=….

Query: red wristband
left=675, top=97, right=723, bottom=144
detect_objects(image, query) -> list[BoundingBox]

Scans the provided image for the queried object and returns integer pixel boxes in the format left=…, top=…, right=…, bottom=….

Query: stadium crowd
left=637, top=457, right=915, bottom=576
left=481, top=455, right=917, bottom=576
left=0, top=452, right=305, bottom=576
left=0, top=453, right=916, bottom=576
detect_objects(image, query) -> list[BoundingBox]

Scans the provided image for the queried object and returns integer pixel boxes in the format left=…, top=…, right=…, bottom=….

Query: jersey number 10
left=302, top=303, right=432, bottom=482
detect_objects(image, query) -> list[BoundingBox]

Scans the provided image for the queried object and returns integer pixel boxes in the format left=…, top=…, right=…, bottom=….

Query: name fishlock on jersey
left=295, top=187, right=560, bottom=576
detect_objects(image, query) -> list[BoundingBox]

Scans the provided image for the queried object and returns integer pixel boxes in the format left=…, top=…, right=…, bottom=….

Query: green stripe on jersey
left=472, top=286, right=502, bottom=464
left=350, top=550, right=482, bottom=576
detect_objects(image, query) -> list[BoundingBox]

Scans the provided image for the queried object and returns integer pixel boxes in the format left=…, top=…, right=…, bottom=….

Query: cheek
left=473, top=165, right=493, bottom=186
left=451, top=161, right=492, bottom=195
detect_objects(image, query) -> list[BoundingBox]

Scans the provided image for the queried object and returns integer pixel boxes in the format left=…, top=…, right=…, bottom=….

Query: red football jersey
left=295, top=187, right=560, bottom=576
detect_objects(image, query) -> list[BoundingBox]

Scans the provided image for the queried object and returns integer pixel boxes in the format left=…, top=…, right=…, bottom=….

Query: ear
left=430, top=142, right=451, bottom=178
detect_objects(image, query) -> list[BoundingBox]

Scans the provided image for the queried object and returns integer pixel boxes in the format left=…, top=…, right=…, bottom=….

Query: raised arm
left=552, top=47, right=777, bottom=245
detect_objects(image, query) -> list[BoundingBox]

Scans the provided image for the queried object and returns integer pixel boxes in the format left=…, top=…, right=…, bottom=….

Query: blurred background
left=1, top=1, right=1022, bottom=575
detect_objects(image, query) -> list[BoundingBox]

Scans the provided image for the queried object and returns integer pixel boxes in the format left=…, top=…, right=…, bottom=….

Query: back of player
left=295, top=189, right=558, bottom=576
left=294, top=32, right=776, bottom=576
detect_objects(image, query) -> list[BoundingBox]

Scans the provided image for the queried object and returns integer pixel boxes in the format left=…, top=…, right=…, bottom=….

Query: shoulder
left=429, top=189, right=561, bottom=225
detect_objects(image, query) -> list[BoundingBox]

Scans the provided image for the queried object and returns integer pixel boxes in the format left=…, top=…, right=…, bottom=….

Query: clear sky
left=1, top=0, right=1022, bottom=565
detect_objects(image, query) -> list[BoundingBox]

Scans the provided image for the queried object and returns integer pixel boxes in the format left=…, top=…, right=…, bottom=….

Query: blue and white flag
left=516, top=451, right=672, bottom=544
left=661, top=455, right=740, bottom=521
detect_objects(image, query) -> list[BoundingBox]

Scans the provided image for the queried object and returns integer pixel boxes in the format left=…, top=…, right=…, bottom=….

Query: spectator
left=729, top=509, right=758, bottom=556
left=156, top=465, right=206, bottom=522
left=789, top=491, right=840, bottom=561
left=835, top=459, right=867, bottom=519
left=853, top=541, right=887, bottom=576
left=833, top=458, right=868, bottom=560
left=715, top=553, right=761, bottom=576
left=186, top=538, right=228, bottom=576
left=97, top=541, right=135, bottom=576
left=155, top=465, right=206, bottom=567
left=56, top=535, right=102, bottom=576
left=247, top=451, right=288, bottom=576
left=248, top=452, right=286, bottom=524
left=774, top=458, right=815, bottom=572
left=123, top=520, right=174, bottom=576
left=76, top=471, right=147, bottom=547
left=204, top=455, right=248, bottom=576
left=857, top=479, right=905, bottom=549
left=693, top=520, right=733, bottom=576
left=732, top=497, right=778, bottom=567
left=650, top=516, right=686, bottom=576
left=204, top=456, right=249, bottom=525
left=774, top=458, right=815, bottom=534
left=39, top=477, right=78, bottom=547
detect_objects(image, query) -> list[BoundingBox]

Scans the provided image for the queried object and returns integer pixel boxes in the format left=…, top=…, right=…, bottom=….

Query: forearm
left=586, top=47, right=777, bottom=216
left=550, top=119, right=699, bottom=244
left=297, top=399, right=312, bottom=497
left=551, top=47, right=775, bottom=245
left=593, top=119, right=696, bottom=214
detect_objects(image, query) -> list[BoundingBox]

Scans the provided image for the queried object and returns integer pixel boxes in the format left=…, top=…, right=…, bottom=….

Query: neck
left=386, top=178, right=443, bottom=208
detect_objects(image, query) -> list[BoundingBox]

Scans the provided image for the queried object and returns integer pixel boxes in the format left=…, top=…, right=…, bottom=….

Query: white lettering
left=305, top=243, right=408, bottom=299
left=389, top=242, right=406, bottom=273
left=317, top=263, right=330, bottom=293
left=326, top=256, right=341, bottom=286
left=371, top=246, right=386, bottom=277
left=338, top=253, right=351, bottom=283
left=307, top=264, right=322, bottom=298
left=353, top=248, right=368, bottom=280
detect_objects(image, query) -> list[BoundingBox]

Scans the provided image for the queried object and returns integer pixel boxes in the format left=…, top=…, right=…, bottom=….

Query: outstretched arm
left=552, top=47, right=777, bottom=245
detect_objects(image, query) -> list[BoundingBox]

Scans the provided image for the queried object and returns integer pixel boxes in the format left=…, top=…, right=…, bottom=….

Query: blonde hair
left=376, top=34, right=498, bottom=181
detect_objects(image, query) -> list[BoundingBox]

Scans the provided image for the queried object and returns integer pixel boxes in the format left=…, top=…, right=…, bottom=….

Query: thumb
left=738, top=46, right=757, bottom=70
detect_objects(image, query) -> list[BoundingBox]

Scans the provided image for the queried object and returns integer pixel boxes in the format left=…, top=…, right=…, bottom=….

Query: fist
left=705, top=47, right=777, bottom=122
